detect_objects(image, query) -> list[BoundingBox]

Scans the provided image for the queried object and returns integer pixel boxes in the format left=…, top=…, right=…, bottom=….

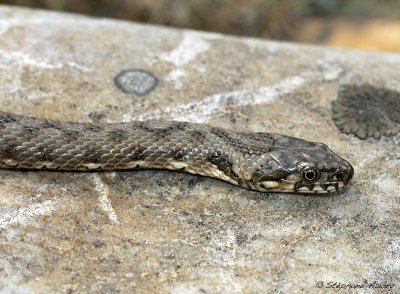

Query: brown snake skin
left=0, top=111, right=354, bottom=193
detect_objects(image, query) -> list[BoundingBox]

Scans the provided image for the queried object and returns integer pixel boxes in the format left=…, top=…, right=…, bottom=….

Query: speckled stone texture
left=0, top=5, right=399, bottom=294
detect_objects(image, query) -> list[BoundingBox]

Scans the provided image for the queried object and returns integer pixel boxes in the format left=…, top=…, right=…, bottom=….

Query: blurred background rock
left=1, top=0, right=400, bottom=52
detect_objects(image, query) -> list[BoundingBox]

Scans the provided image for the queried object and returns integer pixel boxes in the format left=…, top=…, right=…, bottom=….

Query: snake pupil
left=303, top=167, right=318, bottom=181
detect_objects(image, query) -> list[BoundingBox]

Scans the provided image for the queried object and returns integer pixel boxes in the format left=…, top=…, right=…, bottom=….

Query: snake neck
left=0, top=114, right=251, bottom=188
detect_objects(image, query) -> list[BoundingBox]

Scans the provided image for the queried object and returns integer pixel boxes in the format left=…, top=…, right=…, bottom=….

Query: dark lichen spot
left=114, top=69, right=158, bottom=96
left=236, top=233, right=248, bottom=246
left=332, top=84, right=400, bottom=139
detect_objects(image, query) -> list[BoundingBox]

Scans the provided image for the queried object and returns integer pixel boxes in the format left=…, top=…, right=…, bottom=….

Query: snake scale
left=0, top=111, right=354, bottom=193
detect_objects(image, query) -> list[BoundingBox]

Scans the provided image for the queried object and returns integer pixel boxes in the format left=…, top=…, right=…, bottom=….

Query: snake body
left=0, top=111, right=353, bottom=193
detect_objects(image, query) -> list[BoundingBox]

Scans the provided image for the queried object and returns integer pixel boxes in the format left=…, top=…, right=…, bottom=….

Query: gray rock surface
left=0, top=5, right=399, bottom=293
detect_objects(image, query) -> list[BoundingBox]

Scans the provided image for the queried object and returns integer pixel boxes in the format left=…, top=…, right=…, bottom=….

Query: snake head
left=248, top=136, right=354, bottom=193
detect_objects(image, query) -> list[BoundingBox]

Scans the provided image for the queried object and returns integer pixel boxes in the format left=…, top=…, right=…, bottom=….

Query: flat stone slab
left=0, top=5, right=399, bottom=293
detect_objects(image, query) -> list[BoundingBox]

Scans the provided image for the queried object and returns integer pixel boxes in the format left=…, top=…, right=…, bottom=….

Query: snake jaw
left=257, top=170, right=350, bottom=193
left=295, top=181, right=345, bottom=193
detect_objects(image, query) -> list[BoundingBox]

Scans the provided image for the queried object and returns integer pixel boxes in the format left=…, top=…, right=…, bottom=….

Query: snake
left=0, top=111, right=354, bottom=193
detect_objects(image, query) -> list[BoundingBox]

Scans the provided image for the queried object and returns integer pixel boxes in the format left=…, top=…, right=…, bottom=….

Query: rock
left=0, top=5, right=399, bottom=293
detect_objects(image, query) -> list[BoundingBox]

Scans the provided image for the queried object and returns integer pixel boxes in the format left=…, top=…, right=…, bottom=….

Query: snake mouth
left=260, top=180, right=345, bottom=193
left=295, top=181, right=345, bottom=193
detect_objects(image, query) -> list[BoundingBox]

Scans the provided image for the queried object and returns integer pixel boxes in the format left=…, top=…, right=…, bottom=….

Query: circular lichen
left=114, top=69, right=158, bottom=96
left=332, top=84, right=400, bottom=139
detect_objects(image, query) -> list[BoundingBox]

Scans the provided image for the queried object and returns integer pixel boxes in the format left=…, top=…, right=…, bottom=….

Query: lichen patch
left=332, top=84, right=400, bottom=139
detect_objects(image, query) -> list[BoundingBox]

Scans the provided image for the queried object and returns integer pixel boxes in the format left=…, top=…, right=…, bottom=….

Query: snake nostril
left=336, top=172, right=345, bottom=181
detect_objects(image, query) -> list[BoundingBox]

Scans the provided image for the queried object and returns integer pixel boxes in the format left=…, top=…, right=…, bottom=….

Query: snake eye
left=302, top=166, right=320, bottom=182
